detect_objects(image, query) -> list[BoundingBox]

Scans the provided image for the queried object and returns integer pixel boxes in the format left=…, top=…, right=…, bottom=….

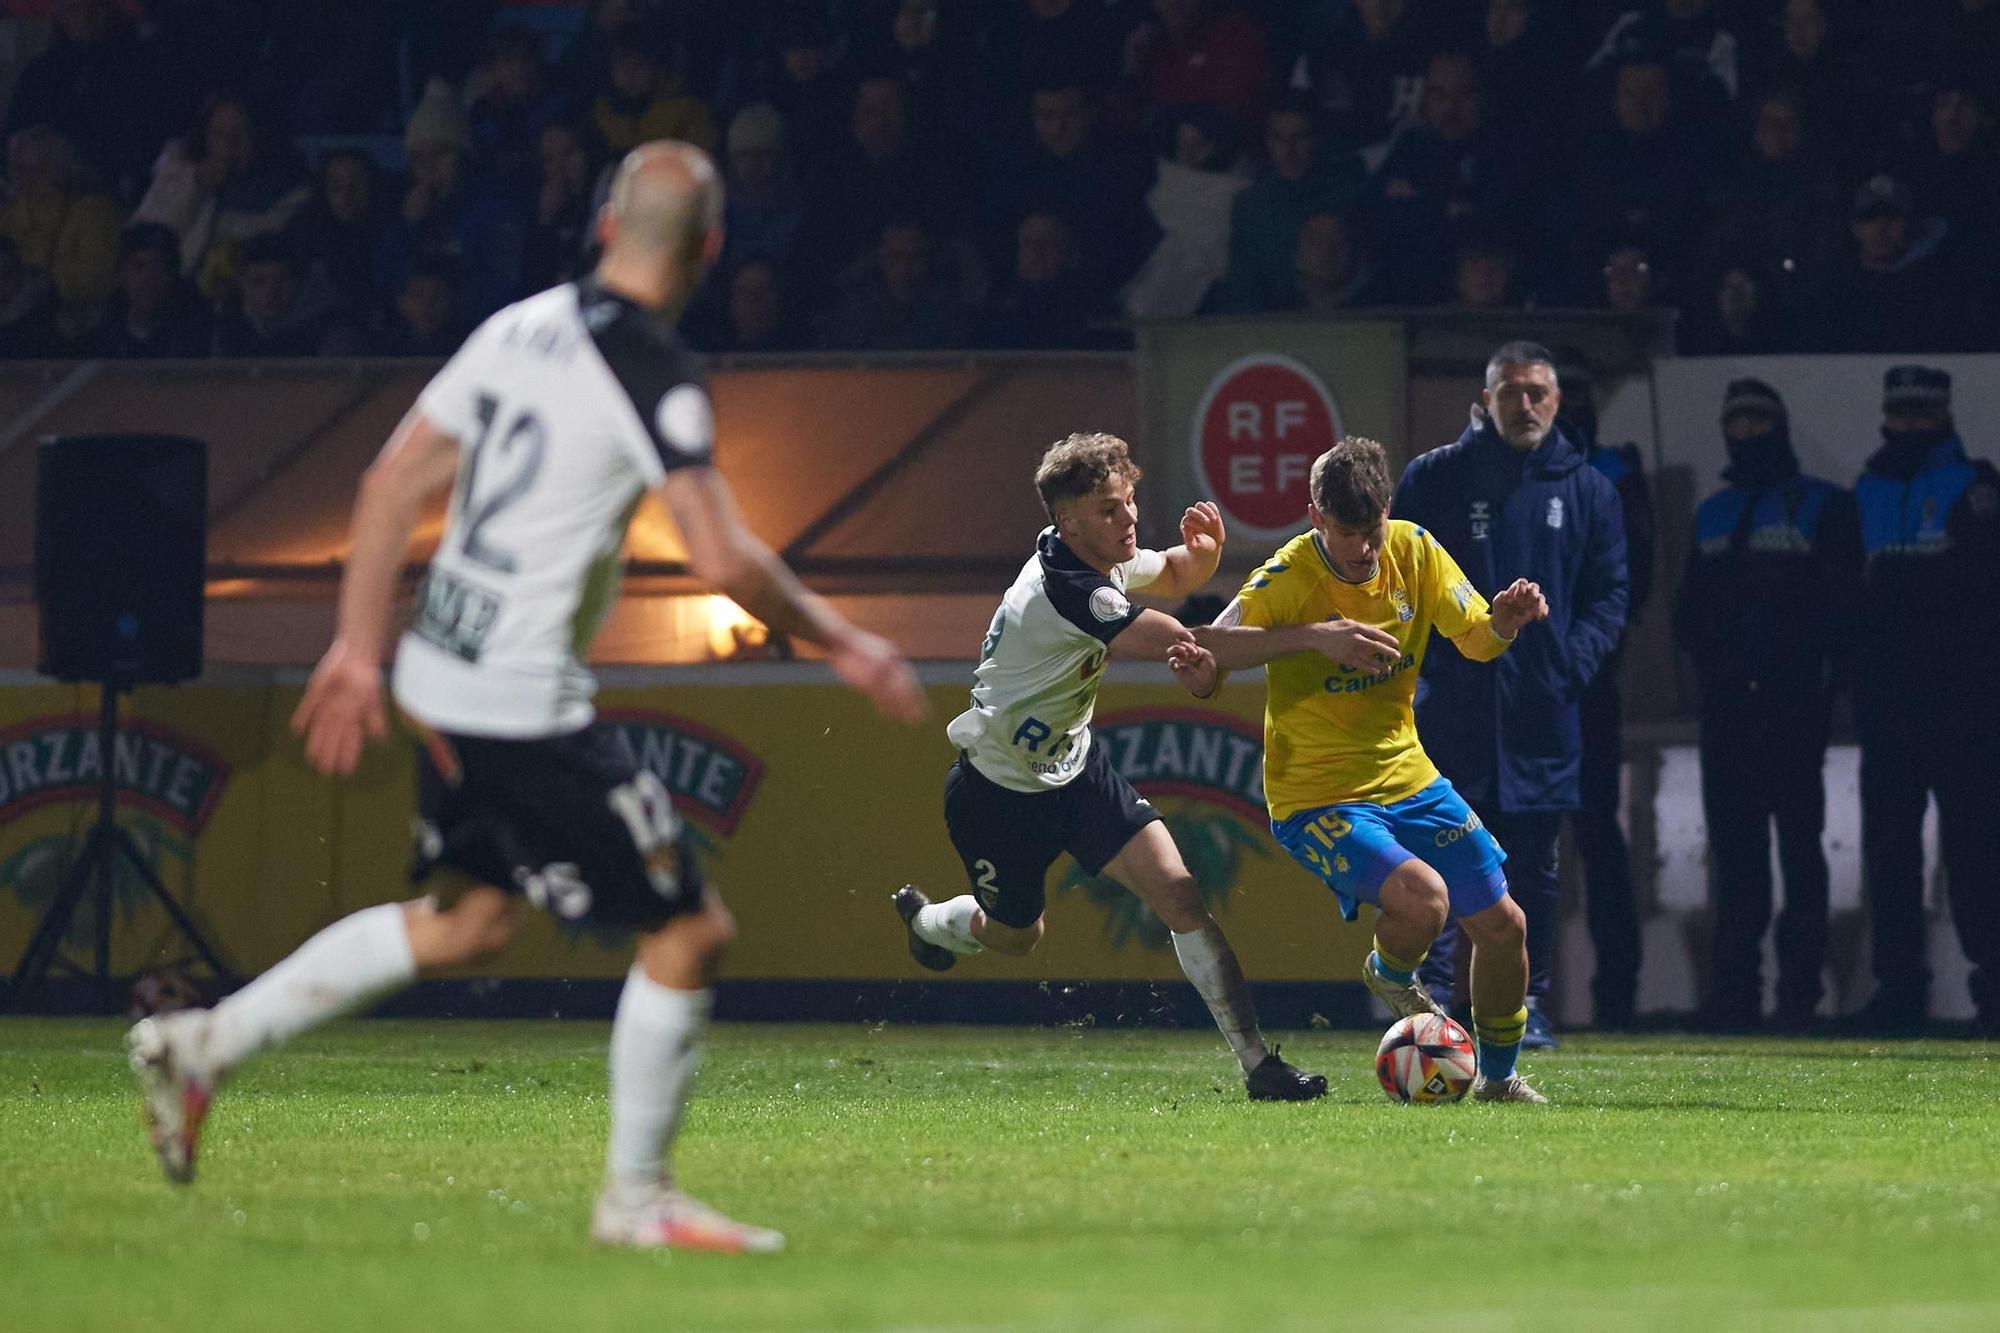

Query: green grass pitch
left=4, top=1018, right=1996, bottom=1331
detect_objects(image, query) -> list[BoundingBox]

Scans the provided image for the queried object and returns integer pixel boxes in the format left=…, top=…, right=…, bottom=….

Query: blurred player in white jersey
left=892, top=433, right=1326, bottom=1101
left=126, top=142, right=926, bottom=1254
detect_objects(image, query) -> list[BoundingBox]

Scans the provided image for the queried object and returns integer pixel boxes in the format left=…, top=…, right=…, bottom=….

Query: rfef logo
left=1191, top=354, right=1343, bottom=534
left=0, top=715, right=228, bottom=834
left=597, top=710, right=763, bottom=835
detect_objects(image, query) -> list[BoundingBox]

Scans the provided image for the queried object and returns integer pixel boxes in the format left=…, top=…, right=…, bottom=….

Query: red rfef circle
left=1190, top=354, right=1343, bottom=533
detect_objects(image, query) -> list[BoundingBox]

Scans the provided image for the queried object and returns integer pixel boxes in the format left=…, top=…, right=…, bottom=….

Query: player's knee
left=982, top=917, right=1043, bottom=955
left=448, top=889, right=522, bottom=962
left=695, top=896, right=736, bottom=959
left=1465, top=895, right=1525, bottom=950
left=1147, top=876, right=1208, bottom=934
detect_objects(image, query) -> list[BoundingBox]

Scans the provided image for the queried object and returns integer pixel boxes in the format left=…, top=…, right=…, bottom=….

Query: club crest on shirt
left=1088, top=586, right=1130, bottom=623
left=1389, top=589, right=1414, bottom=622
left=1546, top=496, right=1564, bottom=530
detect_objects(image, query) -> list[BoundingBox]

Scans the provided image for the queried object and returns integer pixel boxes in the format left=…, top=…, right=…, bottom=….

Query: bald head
left=603, top=141, right=724, bottom=261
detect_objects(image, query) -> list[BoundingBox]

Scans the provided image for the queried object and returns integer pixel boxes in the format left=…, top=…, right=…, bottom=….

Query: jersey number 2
left=455, top=392, right=548, bottom=573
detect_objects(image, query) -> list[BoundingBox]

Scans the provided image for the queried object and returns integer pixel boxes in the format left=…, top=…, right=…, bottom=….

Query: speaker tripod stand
left=5, top=682, right=233, bottom=1012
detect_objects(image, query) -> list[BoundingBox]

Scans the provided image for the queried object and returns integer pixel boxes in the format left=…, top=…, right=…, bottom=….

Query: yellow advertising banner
left=0, top=677, right=1371, bottom=985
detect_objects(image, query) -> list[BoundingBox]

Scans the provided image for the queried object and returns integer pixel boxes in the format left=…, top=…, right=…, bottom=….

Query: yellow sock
left=1371, top=936, right=1426, bottom=981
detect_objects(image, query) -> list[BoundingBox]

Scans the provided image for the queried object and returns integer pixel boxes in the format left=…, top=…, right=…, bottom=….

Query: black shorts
left=941, top=741, right=1160, bottom=929
left=412, top=722, right=704, bottom=932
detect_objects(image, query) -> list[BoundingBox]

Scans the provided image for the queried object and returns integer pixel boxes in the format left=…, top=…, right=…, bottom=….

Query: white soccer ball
left=1375, top=1012, right=1477, bottom=1104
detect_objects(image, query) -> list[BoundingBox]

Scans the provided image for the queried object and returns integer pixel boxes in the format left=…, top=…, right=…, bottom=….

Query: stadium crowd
left=0, top=0, right=1997, bottom=358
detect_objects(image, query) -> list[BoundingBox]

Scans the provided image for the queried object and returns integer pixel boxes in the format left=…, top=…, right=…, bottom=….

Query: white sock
left=195, top=902, right=416, bottom=1079
left=912, top=895, right=985, bottom=955
left=1171, top=924, right=1268, bottom=1075
left=605, top=966, right=710, bottom=1196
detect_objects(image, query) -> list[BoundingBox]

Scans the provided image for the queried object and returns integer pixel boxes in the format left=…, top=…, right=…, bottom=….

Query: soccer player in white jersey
left=125, top=142, right=926, bottom=1254
left=891, top=433, right=1327, bottom=1101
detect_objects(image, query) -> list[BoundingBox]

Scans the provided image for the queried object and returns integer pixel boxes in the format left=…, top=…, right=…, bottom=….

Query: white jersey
left=391, top=278, right=714, bottom=738
left=947, top=528, right=1166, bottom=792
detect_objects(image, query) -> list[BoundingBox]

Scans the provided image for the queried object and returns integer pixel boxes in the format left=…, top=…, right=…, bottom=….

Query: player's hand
left=1490, top=578, right=1549, bottom=638
left=830, top=628, right=928, bottom=725
left=1179, top=501, right=1225, bottom=559
left=1307, top=618, right=1405, bottom=673
left=291, top=638, right=388, bottom=777
left=1167, top=640, right=1220, bottom=698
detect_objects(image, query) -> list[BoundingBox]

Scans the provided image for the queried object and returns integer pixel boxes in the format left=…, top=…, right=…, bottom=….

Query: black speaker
left=35, top=434, right=206, bottom=685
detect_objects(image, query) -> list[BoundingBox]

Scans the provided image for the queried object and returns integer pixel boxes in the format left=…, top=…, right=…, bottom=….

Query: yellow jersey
left=1235, top=520, right=1512, bottom=818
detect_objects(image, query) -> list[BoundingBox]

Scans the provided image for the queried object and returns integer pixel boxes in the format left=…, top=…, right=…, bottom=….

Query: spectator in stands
left=0, top=124, right=120, bottom=345
left=590, top=24, right=715, bottom=156
left=2, top=0, right=166, bottom=189
left=1906, top=74, right=2000, bottom=315
left=1370, top=50, right=1517, bottom=302
left=469, top=26, right=568, bottom=195
left=800, top=75, right=951, bottom=290
left=131, top=91, right=313, bottom=290
left=521, top=118, right=600, bottom=290
left=1701, top=86, right=1844, bottom=292
left=1122, top=102, right=1247, bottom=318
left=718, top=259, right=806, bottom=353
left=374, top=261, right=462, bottom=356
left=0, top=235, right=56, bottom=357
left=1275, top=209, right=1375, bottom=314
left=289, top=149, right=387, bottom=324
left=1207, top=94, right=1365, bottom=313
left=1675, top=378, right=1860, bottom=1033
left=1762, top=0, right=1894, bottom=175
left=1451, top=236, right=1519, bottom=309
left=1288, top=0, right=1450, bottom=157
left=1850, top=366, right=2000, bottom=1035
left=752, top=7, right=849, bottom=168
left=980, top=212, right=1108, bottom=349
left=90, top=221, right=212, bottom=358
left=814, top=217, right=971, bottom=351
left=1571, top=54, right=1709, bottom=266
left=1587, top=0, right=1749, bottom=103
left=1559, top=359, right=1654, bottom=1030
left=1678, top=261, right=1794, bottom=354
left=1479, top=0, right=1571, bottom=149
left=853, top=0, right=987, bottom=161
left=986, top=78, right=1152, bottom=305
left=1805, top=175, right=1976, bottom=352
left=210, top=233, right=356, bottom=357
left=380, top=79, right=528, bottom=323
left=1393, top=341, right=1630, bottom=1049
left=1599, top=239, right=1659, bottom=312
left=1115, top=0, right=1274, bottom=145
left=721, top=104, right=803, bottom=271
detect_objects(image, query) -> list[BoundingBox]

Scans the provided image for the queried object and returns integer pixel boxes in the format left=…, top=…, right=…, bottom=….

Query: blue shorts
left=1272, top=778, right=1508, bottom=923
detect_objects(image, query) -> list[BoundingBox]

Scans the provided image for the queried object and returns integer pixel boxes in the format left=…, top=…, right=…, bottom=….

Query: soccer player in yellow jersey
left=1176, top=437, right=1553, bottom=1101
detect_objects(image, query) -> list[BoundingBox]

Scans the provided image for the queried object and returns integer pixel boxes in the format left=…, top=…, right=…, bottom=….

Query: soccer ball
left=1375, top=1013, right=1477, bottom=1104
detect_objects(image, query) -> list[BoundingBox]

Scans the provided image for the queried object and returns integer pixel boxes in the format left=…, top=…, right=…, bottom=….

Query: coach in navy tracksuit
left=1393, top=341, right=1630, bottom=1046
left=1674, top=378, right=1861, bottom=1032
left=1852, top=366, right=2000, bottom=1035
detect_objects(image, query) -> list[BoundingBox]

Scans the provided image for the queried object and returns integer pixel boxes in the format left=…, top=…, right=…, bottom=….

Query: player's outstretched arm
left=659, top=467, right=926, bottom=724
left=1143, top=501, right=1226, bottom=600
left=1192, top=598, right=1405, bottom=673
left=1106, top=607, right=1196, bottom=659
left=292, top=410, right=464, bottom=776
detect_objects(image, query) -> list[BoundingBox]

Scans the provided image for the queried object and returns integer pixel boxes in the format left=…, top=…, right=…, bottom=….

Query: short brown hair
left=1034, top=432, right=1142, bottom=516
left=1310, top=437, right=1394, bottom=527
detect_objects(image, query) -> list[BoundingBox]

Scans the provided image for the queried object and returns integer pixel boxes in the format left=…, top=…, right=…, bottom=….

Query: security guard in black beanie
left=1674, top=378, right=1860, bottom=1031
